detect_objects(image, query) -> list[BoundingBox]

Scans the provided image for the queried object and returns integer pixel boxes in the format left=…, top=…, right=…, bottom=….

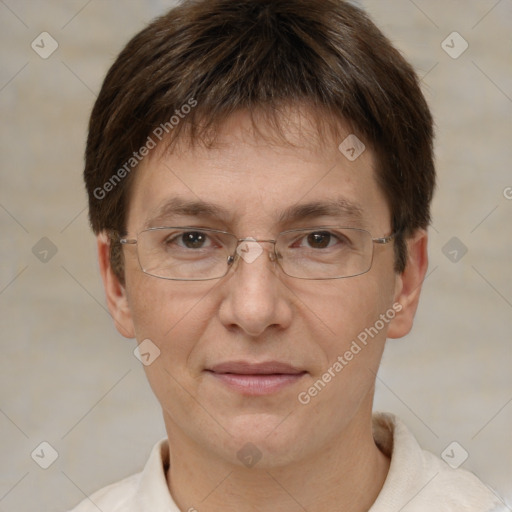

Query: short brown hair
left=84, top=0, right=435, bottom=279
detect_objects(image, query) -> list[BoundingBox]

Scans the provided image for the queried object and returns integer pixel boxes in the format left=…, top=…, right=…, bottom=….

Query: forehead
left=126, top=109, right=391, bottom=234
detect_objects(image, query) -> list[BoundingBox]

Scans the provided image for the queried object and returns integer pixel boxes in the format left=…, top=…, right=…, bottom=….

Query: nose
left=218, top=240, right=292, bottom=337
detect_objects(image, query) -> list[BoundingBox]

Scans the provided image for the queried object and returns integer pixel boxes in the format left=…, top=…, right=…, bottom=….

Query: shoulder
left=371, top=412, right=505, bottom=512
left=68, top=472, right=140, bottom=512
left=419, top=449, right=504, bottom=511
left=67, top=438, right=172, bottom=512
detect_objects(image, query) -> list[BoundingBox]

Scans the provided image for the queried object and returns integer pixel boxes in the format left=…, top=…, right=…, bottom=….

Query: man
left=71, top=0, right=504, bottom=510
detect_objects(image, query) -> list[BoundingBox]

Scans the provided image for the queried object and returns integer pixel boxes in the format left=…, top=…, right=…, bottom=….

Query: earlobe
left=387, top=229, right=429, bottom=339
left=97, top=232, right=135, bottom=339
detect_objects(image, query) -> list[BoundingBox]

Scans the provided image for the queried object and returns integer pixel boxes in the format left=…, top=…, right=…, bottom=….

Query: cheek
left=298, top=274, right=395, bottom=390
left=125, top=273, right=216, bottom=364
left=125, top=277, right=219, bottom=413
left=296, top=279, right=393, bottom=407
left=300, top=276, right=391, bottom=345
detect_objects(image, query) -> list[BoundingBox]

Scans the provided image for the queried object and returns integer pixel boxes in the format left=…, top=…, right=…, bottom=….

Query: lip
left=205, top=360, right=307, bottom=396
left=209, top=360, right=304, bottom=375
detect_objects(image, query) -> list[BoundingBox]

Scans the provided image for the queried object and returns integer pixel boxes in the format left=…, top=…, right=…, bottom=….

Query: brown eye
left=306, top=232, right=332, bottom=249
left=181, top=231, right=207, bottom=249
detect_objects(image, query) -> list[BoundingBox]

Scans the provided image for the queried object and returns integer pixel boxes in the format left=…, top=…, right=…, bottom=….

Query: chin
left=218, top=412, right=307, bottom=468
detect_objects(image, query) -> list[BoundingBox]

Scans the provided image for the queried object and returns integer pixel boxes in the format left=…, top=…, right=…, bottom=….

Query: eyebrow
left=143, top=196, right=366, bottom=229
left=277, top=198, right=365, bottom=225
left=143, top=197, right=233, bottom=228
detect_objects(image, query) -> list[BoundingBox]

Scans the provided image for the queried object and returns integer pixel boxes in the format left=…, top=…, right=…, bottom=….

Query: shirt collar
left=131, top=412, right=501, bottom=511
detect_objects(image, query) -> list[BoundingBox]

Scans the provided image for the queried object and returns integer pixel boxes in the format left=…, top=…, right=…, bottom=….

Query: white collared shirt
left=68, top=412, right=506, bottom=511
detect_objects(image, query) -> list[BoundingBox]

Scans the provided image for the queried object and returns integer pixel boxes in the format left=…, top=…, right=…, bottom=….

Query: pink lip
left=206, top=361, right=306, bottom=396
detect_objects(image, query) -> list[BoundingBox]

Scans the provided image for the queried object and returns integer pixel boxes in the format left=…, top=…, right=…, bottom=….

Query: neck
left=165, top=407, right=390, bottom=512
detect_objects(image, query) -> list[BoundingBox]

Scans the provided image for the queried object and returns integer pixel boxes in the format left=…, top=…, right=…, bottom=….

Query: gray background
left=0, top=1, right=511, bottom=510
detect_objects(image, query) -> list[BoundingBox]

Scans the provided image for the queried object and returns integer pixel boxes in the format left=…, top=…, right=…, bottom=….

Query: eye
left=168, top=231, right=213, bottom=249
left=289, top=230, right=354, bottom=251
left=304, top=231, right=334, bottom=249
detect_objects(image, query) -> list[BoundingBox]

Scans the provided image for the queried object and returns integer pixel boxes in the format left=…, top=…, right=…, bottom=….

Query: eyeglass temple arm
left=372, top=233, right=397, bottom=245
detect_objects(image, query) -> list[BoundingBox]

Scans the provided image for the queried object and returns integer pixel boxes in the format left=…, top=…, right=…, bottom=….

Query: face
left=102, top=110, right=422, bottom=469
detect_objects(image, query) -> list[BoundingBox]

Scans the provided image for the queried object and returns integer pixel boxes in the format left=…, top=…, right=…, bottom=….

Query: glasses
left=119, top=226, right=396, bottom=281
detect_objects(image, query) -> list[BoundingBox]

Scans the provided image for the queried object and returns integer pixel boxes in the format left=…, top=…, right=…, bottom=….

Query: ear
left=387, top=229, right=429, bottom=339
left=97, top=232, right=135, bottom=339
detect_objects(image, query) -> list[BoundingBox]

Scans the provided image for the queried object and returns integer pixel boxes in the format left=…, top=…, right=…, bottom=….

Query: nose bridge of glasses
left=232, top=237, right=280, bottom=265
left=237, top=237, right=277, bottom=244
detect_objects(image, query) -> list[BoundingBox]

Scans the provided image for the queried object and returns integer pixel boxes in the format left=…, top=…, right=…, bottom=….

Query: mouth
left=205, top=361, right=307, bottom=396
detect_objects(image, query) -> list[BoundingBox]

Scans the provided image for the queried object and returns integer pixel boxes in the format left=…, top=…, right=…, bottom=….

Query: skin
left=98, top=109, right=428, bottom=512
